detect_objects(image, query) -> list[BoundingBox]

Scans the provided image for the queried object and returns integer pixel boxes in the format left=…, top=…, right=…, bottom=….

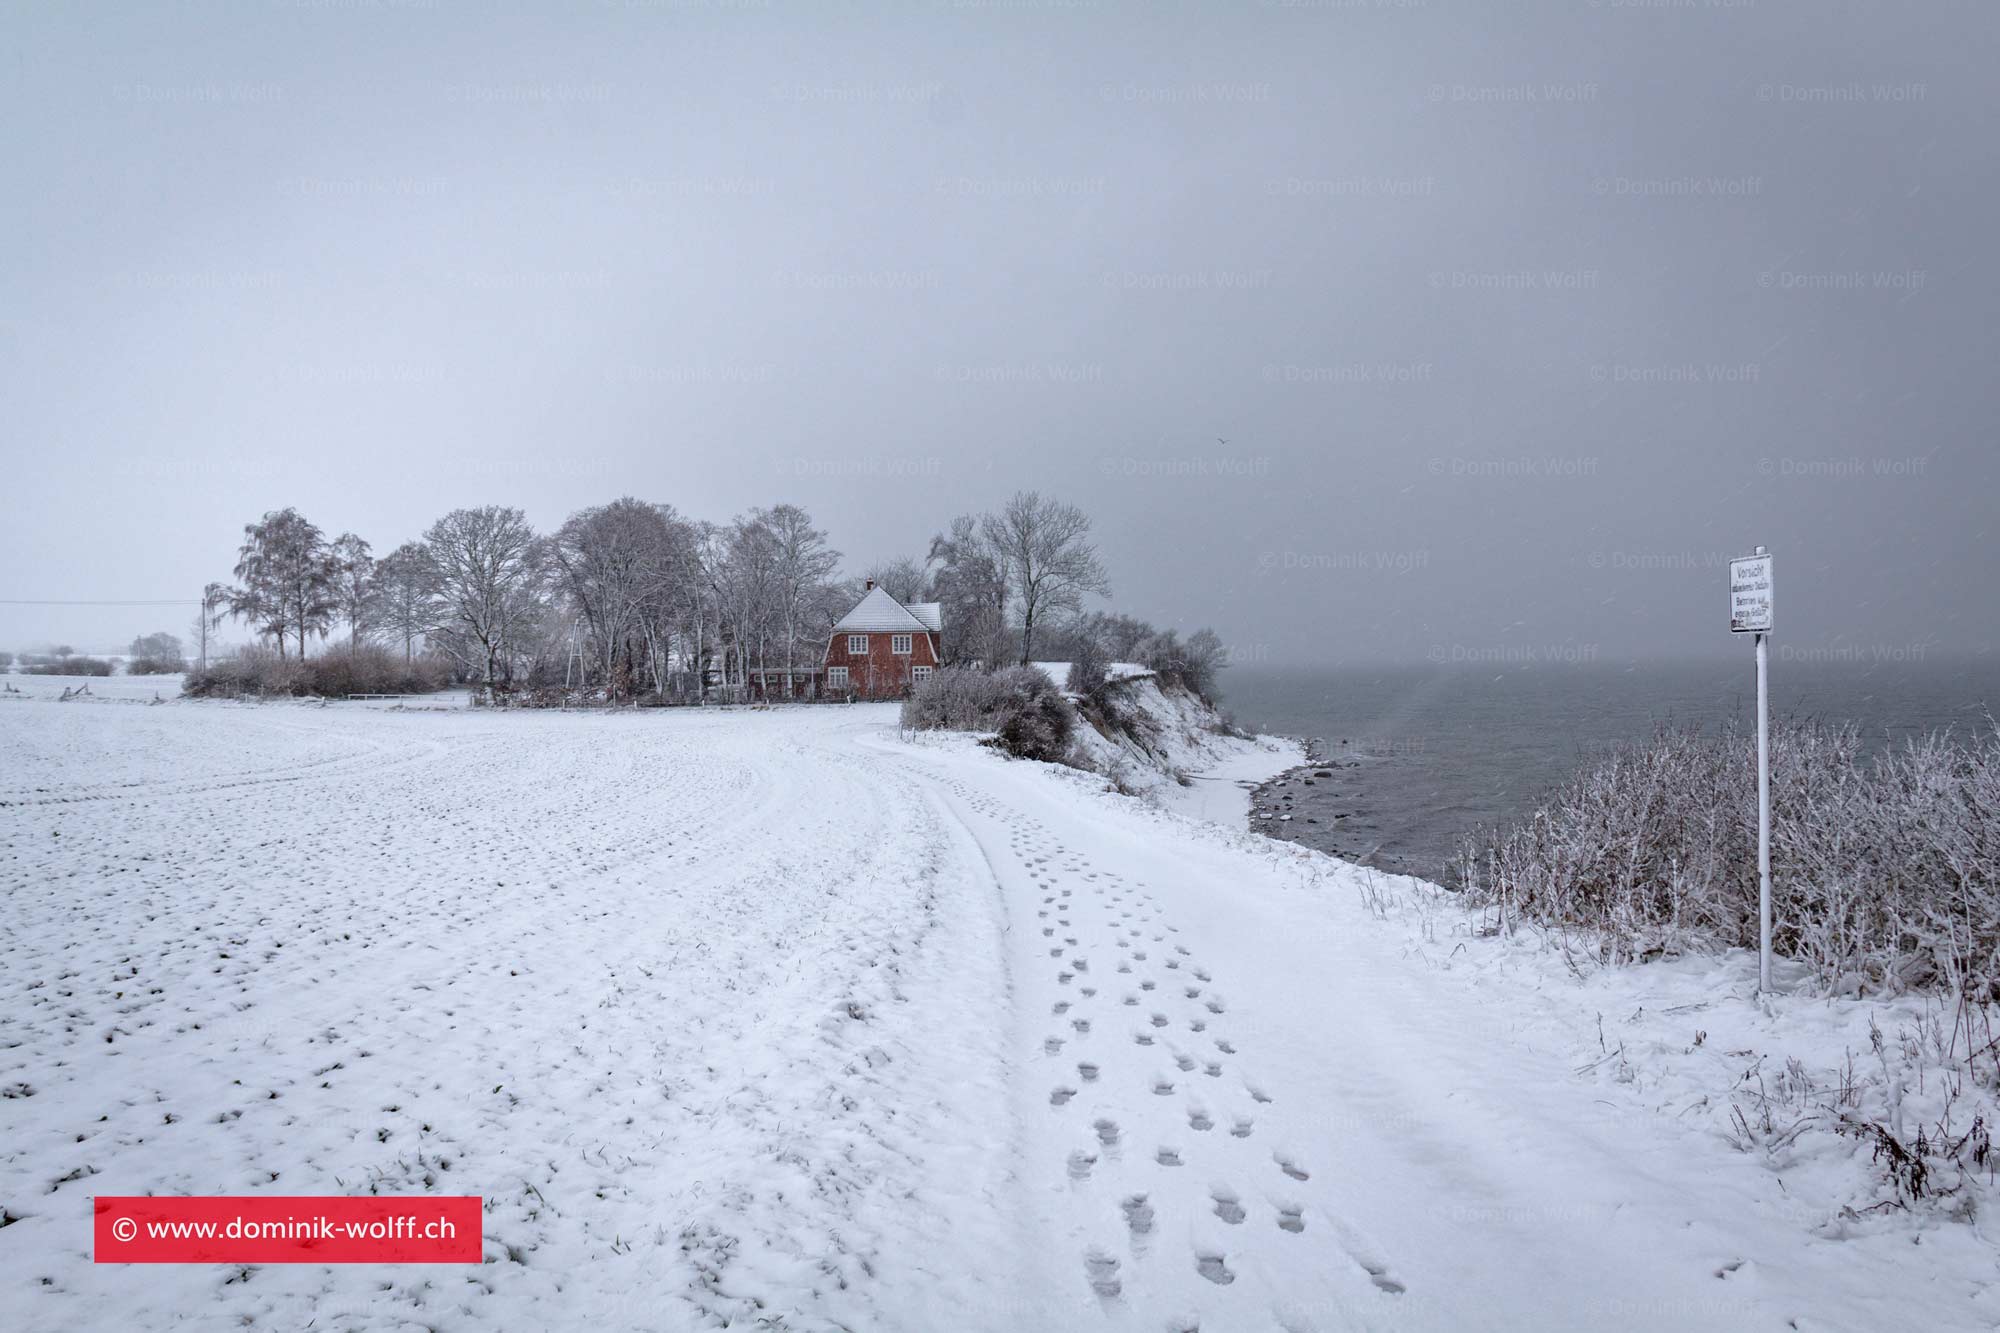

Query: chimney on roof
left=865, top=579, right=875, bottom=591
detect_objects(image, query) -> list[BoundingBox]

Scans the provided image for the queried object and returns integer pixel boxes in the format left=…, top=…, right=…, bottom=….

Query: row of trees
left=211, top=501, right=846, bottom=698
left=203, top=490, right=1229, bottom=703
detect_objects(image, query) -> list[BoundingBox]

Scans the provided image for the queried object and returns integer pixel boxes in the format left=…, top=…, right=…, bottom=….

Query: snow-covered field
left=2, top=686, right=1993, bottom=1330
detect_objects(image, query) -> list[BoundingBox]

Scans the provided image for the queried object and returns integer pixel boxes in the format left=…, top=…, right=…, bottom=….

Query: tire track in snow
left=913, top=760, right=1401, bottom=1330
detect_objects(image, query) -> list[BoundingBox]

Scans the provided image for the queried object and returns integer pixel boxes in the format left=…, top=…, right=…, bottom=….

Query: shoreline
left=1239, top=735, right=1436, bottom=877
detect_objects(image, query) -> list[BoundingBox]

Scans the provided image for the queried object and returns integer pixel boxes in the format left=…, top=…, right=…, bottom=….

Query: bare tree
left=373, top=544, right=438, bottom=665
left=424, top=506, right=544, bottom=692
left=551, top=498, right=679, bottom=698
left=980, top=491, right=1111, bottom=665
left=1181, top=628, right=1227, bottom=702
left=127, top=632, right=186, bottom=674
left=764, top=504, right=841, bottom=697
left=861, top=556, right=932, bottom=604
left=717, top=515, right=780, bottom=697
left=229, top=508, right=336, bottom=659
left=193, top=582, right=229, bottom=671
left=330, top=532, right=376, bottom=654
left=928, top=515, right=1010, bottom=668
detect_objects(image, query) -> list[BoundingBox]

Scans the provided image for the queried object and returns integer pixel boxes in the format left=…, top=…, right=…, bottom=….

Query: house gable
left=823, top=584, right=943, bottom=698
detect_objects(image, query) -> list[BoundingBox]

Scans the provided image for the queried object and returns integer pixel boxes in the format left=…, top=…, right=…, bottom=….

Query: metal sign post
left=1729, top=547, right=1774, bottom=991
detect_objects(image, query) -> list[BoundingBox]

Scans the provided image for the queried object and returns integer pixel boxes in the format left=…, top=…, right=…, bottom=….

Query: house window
left=828, top=666, right=849, bottom=691
left=847, top=634, right=868, bottom=655
left=891, top=633, right=912, bottom=655
left=912, top=665, right=932, bottom=685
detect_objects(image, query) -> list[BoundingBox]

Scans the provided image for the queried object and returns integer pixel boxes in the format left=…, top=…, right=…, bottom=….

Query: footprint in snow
left=1277, top=1205, right=1305, bottom=1234
left=1230, top=1118, right=1253, bottom=1138
left=1156, top=1146, right=1183, bottom=1166
left=1195, top=1254, right=1235, bottom=1285
left=1084, top=1251, right=1121, bottom=1298
left=1189, top=1110, right=1214, bottom=1132
left=1078, top=1062, right=1099, bottom=1082
left=1051, top=1086, right=1076, bottom=1106
left=1276, top=1155, right=1309, bottom=1181
left=1211, top=1189, right=1246, bottom=1225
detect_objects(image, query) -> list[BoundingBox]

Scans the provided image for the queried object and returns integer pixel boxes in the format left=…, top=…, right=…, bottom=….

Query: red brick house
left=822, top=583, right=942, bottom=700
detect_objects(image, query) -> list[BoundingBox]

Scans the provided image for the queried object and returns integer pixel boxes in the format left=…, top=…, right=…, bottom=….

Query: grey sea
left=1224, top=657, right=2000, bottom=883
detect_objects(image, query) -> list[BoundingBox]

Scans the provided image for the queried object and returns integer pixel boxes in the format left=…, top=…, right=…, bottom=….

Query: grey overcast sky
left=2, top=1, right=1993, bottom=664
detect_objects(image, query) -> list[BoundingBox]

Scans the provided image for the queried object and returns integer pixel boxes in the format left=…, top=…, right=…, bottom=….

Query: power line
left=0, top=599, right=201, bottom=606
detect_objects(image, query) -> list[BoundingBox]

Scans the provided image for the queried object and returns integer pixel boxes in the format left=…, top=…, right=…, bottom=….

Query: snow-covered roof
left=833, top=586, right=933, bottom=633
left=906, top=602, right=942, bottom=633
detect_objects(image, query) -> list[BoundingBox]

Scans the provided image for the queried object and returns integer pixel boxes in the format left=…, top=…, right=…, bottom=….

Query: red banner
left=93, top=1196, right=482, bottom=1264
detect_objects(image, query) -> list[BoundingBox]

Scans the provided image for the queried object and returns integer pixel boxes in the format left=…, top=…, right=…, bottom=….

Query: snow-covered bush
left=126, top=633, right=185, bottom=674
left=901, top=665, right=1073, bottom=762
left=1066, top=639, right=1108, bottom=696
left=901, top=665, right=1007, bottom=732
left=23, top=656, right=113, bottom=676
left=183, top=644, right=454, bottom=698
left=1456, top=718, right=2000, bottom=995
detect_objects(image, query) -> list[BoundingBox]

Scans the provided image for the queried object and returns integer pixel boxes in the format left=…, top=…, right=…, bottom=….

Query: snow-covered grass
left=3, top=692, right=1994, bottom=1330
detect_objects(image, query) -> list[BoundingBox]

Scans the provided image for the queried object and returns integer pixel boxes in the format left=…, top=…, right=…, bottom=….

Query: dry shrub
left=24, top=657, right=114, bottom=677
left=902, top=665, right=1073, bottom=762
left=1456, top=718, right=2000, bottom=995
left=184, top=644, right=454, bottom=698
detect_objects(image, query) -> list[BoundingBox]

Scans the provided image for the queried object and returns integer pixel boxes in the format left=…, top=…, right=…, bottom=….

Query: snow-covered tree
left=551, top=497, right=682, bottom=697
left=928, top=515, right=1010, bottom=668
left=861, top=556, right=932, bottom=605
left=423, top=505, right=545, bottom=692
left=330, top=532, right=376, bottom=654
left=979, top=491, right=1110, bottom=665
left=229, top=508, right=337, bottom=659
left=373, top=544, right=438, bottom=665
left=764, top=504, right=842, bottom=696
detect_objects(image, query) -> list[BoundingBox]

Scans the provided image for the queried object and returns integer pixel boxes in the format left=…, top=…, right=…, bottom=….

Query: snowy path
left=888, top=737, right=1992, bottom=1333
left=3, top=694, right=1990, bottom=1330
